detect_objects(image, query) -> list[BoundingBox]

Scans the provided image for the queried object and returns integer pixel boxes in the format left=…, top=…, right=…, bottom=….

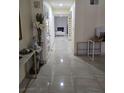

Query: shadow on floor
left=77, top=55, right=105, bottom=72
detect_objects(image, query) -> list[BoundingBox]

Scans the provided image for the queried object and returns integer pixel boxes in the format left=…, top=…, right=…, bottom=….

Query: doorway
left=54, top=16, right=68, bottom=37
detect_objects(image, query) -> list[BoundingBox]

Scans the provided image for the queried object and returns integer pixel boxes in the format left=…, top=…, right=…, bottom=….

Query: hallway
left=25, top=37, right=105, bottom=93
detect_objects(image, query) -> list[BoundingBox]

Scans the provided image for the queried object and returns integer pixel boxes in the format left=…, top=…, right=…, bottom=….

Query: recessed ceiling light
left=59, top=3, right=63, bottom=7
left=60, top=82, right=64, bottom=86
left=60, top=59, right=63, bottom=63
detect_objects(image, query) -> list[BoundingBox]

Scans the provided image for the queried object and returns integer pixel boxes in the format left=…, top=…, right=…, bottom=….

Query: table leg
left=92, top=41, right=95, bottom=61
left=88, top=41, right=90, bottom=56
left=33, top=53, right=37, bottom=79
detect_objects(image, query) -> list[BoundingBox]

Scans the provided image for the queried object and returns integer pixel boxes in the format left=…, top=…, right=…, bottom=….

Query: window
left=90, top=0, right=99, bottom=5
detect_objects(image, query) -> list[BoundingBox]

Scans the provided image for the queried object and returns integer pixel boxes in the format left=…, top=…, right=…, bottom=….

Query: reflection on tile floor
left=23, top=37, right=105, bottom=93
left=78, top=56, right=105, bottom=72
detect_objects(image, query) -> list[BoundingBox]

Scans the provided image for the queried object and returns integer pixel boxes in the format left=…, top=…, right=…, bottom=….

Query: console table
left=19, top=48, right=42, bottom=93
left=88, top=40, right=102, bottom=61
left=19, top=50, right=37, bottom=79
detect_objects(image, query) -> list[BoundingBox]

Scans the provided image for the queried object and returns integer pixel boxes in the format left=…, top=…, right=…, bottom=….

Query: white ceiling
left=45, top=0, right=74, bottom=10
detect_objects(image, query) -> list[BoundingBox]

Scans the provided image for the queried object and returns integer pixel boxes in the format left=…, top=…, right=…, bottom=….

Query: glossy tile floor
left=78, top=56, right=105, bottom=72
left=25, top=37, right=105, bottom=93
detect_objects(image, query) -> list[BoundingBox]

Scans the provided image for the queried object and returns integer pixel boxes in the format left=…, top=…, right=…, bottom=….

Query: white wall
left=55, top=16, right=68, bottom=36
left=43, top=1, right=55, bottom=61
left=48, top=5, right=55, bottom=48
left=69, top=2, right=75, bottom=54
left=53, top=9, right=70, bottom=15
left=74, top=0, right=105, bottom=55
left=19, top=0, right=33, bottom=51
